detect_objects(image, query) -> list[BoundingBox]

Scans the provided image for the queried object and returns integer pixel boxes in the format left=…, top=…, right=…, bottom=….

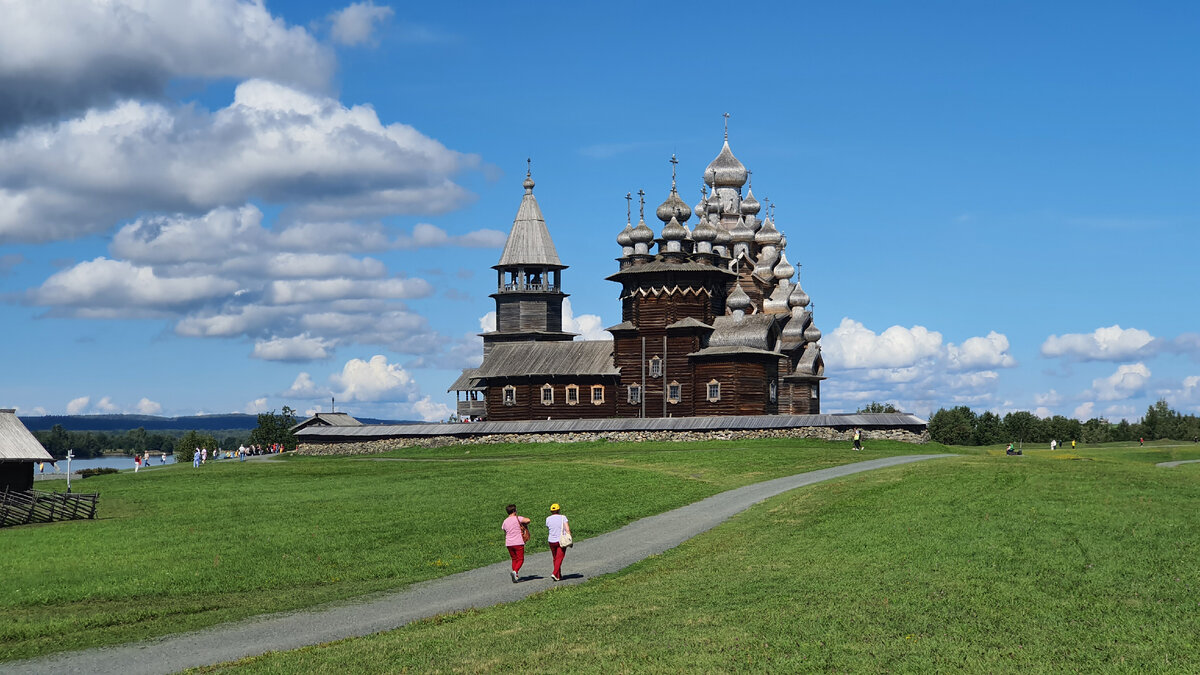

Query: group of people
left=502, top=503, right=572, bottom=583
left=190, top=443, right=285, bottom=467
left=133, top=452, right=167, bottom=472
left=1048, top=439, right=1078, bottom=451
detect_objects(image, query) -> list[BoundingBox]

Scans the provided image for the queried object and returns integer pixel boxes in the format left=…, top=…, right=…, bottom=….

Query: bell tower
left=482, top=163, right=575, bottom=356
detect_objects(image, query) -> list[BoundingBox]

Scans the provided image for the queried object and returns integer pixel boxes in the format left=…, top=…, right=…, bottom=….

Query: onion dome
left=773, top=252, right=795, bottom=281
left=704, top=141, right=748, bottom=188
left=523, top=172, right=535, bottom=192
left=713, top=224, right=732, bottom=247
left=731, top=216, right=755, bottom=243
left=694, top=191, right=707, bottom=222
left=617, top=222, right=634, bottom=248
left=662, top=215, right=688, bottom=242
left=740, top=187, right=761, bottom=216
left=754, top=217, right=782, bottom=246
left=706, top=191, right=722, bottom=215
left=631, top=216, right=655, bottom=245
left=692, top=216, right=718, bottom=243
left=804, top=321, right=822, bottom=342
left=789, top=279, right=810, bottom=308
left=656, top=189, right=692, bottom=224
left=727, top=282, right=752, bottom=313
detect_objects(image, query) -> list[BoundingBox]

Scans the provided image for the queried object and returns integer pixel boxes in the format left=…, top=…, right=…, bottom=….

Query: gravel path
left=1157, top=458, right=1200, bottom=468
left=7, top=453, right=954, bottom=675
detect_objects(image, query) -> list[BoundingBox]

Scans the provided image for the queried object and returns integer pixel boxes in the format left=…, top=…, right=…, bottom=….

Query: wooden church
left=451, top=130, right=825, bottom=421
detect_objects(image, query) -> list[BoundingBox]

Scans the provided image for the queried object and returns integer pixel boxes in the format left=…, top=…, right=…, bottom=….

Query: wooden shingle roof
left=0, top=410, right=54, bottom=461
left=475, top=341, right=618, bottom=379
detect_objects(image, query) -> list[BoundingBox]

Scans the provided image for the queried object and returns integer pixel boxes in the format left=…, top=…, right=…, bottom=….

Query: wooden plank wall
left=485, top=378, right=618, bottom=421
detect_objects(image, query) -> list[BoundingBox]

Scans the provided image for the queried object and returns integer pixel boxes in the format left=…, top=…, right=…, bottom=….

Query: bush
left=78, top=467, right=119, bottom=479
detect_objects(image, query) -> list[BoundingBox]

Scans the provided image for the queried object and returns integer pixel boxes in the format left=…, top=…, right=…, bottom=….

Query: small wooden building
left=453, top=136, right=825, bottom=421
left=289, top=412, right=363, bottom=434
left=0, top=409, right=55, bottom=492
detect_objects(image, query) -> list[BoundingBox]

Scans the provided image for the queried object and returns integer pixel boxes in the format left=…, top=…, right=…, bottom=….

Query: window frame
left=503, top=385, right=517, bottom=406
left=566, top=384, right=579, bottom=405
left=541, top=383, right=554, bottom=406
left=648, top=355, right=663, bottom=379
left=591, top=384, right=605, bottom=405
left=667, top=381, right=681, bottom=404
left=628, top=384, right=642, bottom=405
left=706, top=379, right=721, bottom=403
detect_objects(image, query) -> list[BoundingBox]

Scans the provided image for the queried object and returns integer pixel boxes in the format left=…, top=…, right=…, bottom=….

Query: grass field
left=0, top=437, right=928, bottom=662
left=200, top=441, right=1200, bottom=673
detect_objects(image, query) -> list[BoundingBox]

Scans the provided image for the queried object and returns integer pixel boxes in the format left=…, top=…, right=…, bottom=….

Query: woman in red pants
left=545, top=503, right=571, bottom=581
left=501, top=504, right=531, bottom=583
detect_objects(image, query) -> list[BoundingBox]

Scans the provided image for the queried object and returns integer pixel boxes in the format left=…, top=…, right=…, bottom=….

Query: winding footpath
left=8, top=453, right=954, bottom=675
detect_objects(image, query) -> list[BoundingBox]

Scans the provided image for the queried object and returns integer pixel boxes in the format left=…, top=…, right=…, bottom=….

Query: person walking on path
left=852, top=428, right=863, bottom=452
left=501, top=504, right=532, bottom=583
left=193, top=448, right=201, bottom=468
left=134, top=454, right=141, bottom=473
left=546, top=503, right=571, bottom=581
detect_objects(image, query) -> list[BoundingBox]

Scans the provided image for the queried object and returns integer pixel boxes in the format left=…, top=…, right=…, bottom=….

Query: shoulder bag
left=559, top=519, right=573, bottom=548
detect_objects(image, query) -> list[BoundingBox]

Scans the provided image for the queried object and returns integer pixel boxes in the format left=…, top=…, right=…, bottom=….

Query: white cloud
left=1074, top=402, right=1095, bottom=420
left=66, top=396, right=90, bottom=415
left=0, top=0, right=334, bottom=129
left=330, top=355, right=419, bottom=402
left=394, top=223, right=507, bottom=250
left=411, top=396, right=451, bottom=422
left=244, top=398, right=269, bottom=414
left=136, top=397, right=162, bottom=415
left=945, top=332, right=1016, bottom=371
left=1035, top=389, right=1062, bottom=406
left=33, top=258, right=239, bottom=316
left=0, top=80, right=479, bottom=243
left=1089, top=363, right=1151, bottom=401
left=480, top=311, right=497, bottom=333
left=562, top=298, right=610, bottom=341
left=824, top=319, right=943, bottom=370
left=1041, top=325, right=1155, bottom=362
left=1034, top=406, right=1052, bottom=418
left=329, top=1, right=394, bottom=46
left=94, top=396, right=119, bottom=413
left=284, top=372, right=325, bottom=398
left=253, top=335, right=333, bottom=362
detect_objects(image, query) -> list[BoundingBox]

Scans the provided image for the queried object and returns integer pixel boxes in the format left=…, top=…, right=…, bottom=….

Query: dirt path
left=5, top=453, right=955, bottom=675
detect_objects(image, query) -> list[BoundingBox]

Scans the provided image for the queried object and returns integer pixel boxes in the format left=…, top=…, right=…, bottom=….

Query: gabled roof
left=495, top=182, right=563, bottom=269
left=475, top=341, right=618, bottom=379
left=0, top=409, right=54, bottom=461
left=289, top=412, right=363, bottom=433
left=667, top=317, right=715, bottom=331
left=708, top=314, right=780, bottom=351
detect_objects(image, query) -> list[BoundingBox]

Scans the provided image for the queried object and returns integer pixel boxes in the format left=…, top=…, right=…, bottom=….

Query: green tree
left=42, top=424, right=70, bottom=457
left=1003, top=411, right=1042, bottom=446
left=1081, top=417, right=1112, bottom=444
left=928, top=406, right=978, bottom=446
left=856, top=401, right=899, bottom=413
left=1045, top=415, right=1083, bottom=446
left=972, top=411, right=1004, bottom=446
left=177, top=430, right=219, bottom=460
left=249, top=406, right=299, bottom=452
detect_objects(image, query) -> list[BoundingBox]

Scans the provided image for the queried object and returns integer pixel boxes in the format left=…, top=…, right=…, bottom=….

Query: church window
left=667, top=381, right=681, bottom=404
left=707, top=379, right=721, bottom=402
left=503, top=385, right=517, bottom=406
left=810, top=386, right=819, bottom=399
left=769, top=380, right=778, bottom=403
left=648, top=356, right=662, bottom=378
left=566, top=385, right=579, bottom=405
left=591, top=385, right=605, bottom=404
left=628, top=384, right=641, bottom=404
left=541, top=384, right=554, bottom=405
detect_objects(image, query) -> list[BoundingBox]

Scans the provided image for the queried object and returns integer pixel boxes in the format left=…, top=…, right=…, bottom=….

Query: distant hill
left=19, top=413, right=419, bottom=433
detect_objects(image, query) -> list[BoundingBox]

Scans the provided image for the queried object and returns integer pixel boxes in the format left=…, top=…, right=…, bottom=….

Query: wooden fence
left=0, top=488, right=98, bottom=527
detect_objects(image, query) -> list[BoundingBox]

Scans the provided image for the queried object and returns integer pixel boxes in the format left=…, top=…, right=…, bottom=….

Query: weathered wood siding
left=485, top=378, right=618, bottom=421
left=692, top=358, right=778, bottom=416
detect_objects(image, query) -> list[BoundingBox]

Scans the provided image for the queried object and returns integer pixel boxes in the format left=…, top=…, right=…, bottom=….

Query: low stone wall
left=295, top=426, right=929, bottom=456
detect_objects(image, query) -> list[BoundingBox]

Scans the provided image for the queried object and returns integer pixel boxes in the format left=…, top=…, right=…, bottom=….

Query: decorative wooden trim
left=706, top=379, right=721, bottom=403
left=627, top=384, right=642, bottom=405
left=591, top=384, right=605, bottom=405
left=566, top=384, right=579, bottom=405
left=503, top=385, right=517, bottom=406
left=667, top=381, right=681, bottom=404
left=541, top=383, right=554, bottom=406
left=648, top=355, right=662, bottom=378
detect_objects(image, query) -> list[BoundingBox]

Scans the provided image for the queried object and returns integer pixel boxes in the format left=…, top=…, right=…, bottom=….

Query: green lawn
left=202, top=442, right=1200, bottom=673
left=0, top=437, right=926, bottom=661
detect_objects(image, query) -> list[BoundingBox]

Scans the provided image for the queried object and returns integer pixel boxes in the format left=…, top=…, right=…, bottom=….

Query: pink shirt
left=502, top=514, right=530, bottom=547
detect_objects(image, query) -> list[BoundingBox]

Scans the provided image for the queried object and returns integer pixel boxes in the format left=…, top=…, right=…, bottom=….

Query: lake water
left=36, top=454, right=179, bottom=474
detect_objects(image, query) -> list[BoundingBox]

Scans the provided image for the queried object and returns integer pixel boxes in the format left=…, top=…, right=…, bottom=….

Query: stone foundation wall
left=295, top=426, right=929, bottom=456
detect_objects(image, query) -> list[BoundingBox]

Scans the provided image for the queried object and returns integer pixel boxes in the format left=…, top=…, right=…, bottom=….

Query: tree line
left=33, top=408, right=300, bottom=459
left=925, top=399, right=1200, bottom=446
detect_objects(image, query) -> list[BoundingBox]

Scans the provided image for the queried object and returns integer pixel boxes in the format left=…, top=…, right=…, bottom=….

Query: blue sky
left=1, top=0, right=1197, bottom=422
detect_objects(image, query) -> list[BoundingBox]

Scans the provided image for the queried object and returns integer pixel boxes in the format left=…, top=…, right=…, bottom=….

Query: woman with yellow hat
left=546, top=503, right=571, bottom=581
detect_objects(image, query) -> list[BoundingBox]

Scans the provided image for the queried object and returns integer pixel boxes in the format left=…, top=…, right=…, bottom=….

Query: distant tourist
left=1006, top=442, right=1022, bottom=456
left=1139, top=437, right=1144, bottom=447
left=134, top=454, right=142, bottom=473
left=501, top=504, right=532, bottom=583
left=161, top=452, right=166, bottom=464
left=546, top=503, right=572, bottom=582
left=852, top=428, right=863, bottom=452
left=38, top=461, right=44, bottom=474
left=201, top=448, right=207, bottom=464
left=1050, top=439, right=1057, bottom=451
left=193, top=448, right=201, bottom=468
left=1072, top=440, right=1077, bottom=450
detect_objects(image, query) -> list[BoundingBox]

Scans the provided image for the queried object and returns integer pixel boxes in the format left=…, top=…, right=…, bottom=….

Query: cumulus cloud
left=330, top=355, right=419, bottom=402
left=823, top=319, right=943, bottom=370
left=0, top=0, right=334, bottom=129
left=412, top=396, right=452, bottom=422
left=66, top=396, right=90, bottom=415
left=1074, top=401, right=1096, bottom=420
left=394, top=223, right=507, bottom=250
left=1041, top=325, right=1155, bottom=362
left=946, top=332, right=1017, bottom=371
left=284, top=372, right=325, bottom=398
left=136, top=397, right=163, bottom=415
left=0, top=80, right=479, bottom=244
left=1089, top=363, right=1151, bottom=401
left=562, top=298, right=610, bottom=341
left=1035, top=389, right=1062, bottom=406
left=244, top=398, right=269, bottom=414
left=94, top=396, right=119, bottom=413
left=252, top=335, right=333, bottom=362
left=32, top=258, right=239, bottom=317
left=329, top=1, right=394, bottom=46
